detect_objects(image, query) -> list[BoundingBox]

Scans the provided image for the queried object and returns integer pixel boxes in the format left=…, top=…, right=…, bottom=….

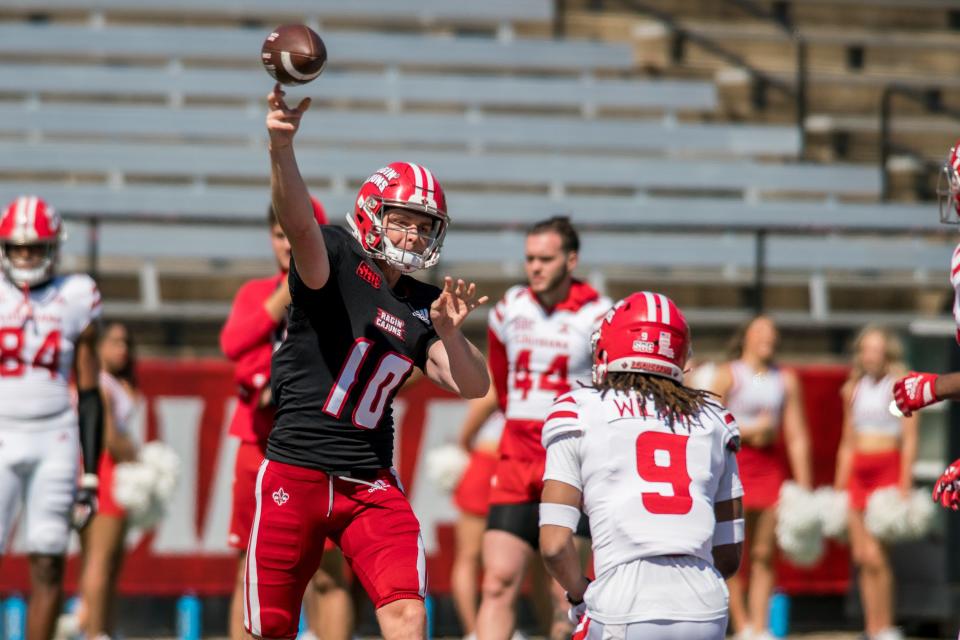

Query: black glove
left=72, top=474, right=99, bottom=530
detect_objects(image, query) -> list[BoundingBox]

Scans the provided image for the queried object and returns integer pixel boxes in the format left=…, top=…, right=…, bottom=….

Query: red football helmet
left=939, top=140, right=960, bottom=224
left=592, top=291, right=692, bottom=385
left=346, top=162, right=449, bottom=273
left=0, top=195, right=64, bottom=287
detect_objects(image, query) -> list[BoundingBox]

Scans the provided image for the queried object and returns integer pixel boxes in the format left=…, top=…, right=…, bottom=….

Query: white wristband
left=713, top=518, right=744, bottom=546
left=539, top=502, right=581, bottom=531
left=80, top=473, right=99, bottom=490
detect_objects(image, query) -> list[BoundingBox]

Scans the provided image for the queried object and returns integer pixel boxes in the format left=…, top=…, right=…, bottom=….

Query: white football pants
left=0, top=411, right=79, bottom=555
left=575, top=615, right=728, bottom=640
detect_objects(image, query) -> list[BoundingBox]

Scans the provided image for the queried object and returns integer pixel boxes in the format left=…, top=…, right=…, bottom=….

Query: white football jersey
left=541, top=387, right=741, bottom=578
left=489, top=283, right=611, bottom=422
left=0, top=273, right=102, bottom=423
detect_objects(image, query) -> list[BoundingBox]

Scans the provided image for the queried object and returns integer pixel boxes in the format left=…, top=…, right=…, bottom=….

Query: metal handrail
left=555, top=0, right=808, bottom=158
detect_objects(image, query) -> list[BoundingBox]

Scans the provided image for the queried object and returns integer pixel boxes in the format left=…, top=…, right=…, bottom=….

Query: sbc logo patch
left=356, top=262, right=382, bottom=289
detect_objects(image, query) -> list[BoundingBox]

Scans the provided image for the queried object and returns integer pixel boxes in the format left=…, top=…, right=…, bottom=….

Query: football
left=261, top=24, right=327, bottom=86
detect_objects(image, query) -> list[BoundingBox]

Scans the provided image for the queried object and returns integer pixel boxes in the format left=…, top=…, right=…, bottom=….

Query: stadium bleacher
left=0, top=65, right=718, bottom=114
left=0, top=23, right=633, bottom=73
left=0, top=0, right=554, bottom=30
left=0, top=103, right=798, bottom=156
left=0, top=0, right=953, bottom=352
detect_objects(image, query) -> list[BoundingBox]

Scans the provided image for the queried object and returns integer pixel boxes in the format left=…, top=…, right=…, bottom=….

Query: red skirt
left=737, top=443, right=789, bottom=510
left=96, top=450, right=125, bottom=518
left=847, top=449, right=901, bottom=511
left=453, top=449, right=499, bottom=517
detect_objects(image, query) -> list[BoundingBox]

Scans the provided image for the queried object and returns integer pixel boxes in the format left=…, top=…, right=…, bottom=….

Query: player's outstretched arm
left=426, top=277, right=490, bottom=399
left=266, top=83, right=329, bottom=289
left=894, top=370, right=960, bottom=416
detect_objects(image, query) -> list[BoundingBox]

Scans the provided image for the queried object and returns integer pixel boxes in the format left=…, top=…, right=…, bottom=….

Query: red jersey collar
left=529, top=279, right=600, bottom=314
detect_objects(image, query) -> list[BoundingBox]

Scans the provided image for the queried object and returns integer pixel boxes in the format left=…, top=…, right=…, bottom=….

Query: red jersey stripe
left=546, top=410, right=578, bottom=422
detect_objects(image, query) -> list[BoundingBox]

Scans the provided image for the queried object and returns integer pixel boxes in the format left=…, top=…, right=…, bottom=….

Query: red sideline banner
left=0, top=360, right=850, bottom=596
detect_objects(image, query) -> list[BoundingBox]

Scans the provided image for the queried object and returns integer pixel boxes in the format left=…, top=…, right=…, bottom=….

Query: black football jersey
left=267, top=225, right=441, bottom=470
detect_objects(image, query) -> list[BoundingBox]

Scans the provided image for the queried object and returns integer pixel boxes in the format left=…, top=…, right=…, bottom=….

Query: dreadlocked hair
left=596, top=372, right=717, bottom=431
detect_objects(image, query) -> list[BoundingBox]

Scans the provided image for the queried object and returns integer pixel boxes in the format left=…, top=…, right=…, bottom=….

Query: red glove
left=933, top=458, right=960, bottom=510
left=892, top=371, right=939, bottom=417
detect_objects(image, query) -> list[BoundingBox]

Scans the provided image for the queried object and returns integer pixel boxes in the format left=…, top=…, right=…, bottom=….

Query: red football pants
left=243, top=460, right=426, bottom=639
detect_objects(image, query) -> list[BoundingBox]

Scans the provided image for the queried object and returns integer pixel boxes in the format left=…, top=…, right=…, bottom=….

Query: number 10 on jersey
left=322, top=338, right=414, bottom=429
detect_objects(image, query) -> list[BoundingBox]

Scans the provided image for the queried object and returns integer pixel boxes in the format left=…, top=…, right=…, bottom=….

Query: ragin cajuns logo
left=375, top=308, right=406, bottom=340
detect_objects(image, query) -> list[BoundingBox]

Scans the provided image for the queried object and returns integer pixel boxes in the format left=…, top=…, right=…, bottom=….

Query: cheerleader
left=835, top=327, right=916, bottom=640
left=710, top=316, right=812, bottom=640
left=79, top=322, right=142, bottom=639
left=451, top=389, right=505, bottom=636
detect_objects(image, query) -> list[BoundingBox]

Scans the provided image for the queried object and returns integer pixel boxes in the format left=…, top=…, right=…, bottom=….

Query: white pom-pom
left=865, top=487, right=912, bottom=543
left=776, top=482, right=825, bottom=566
left=133, top=495, right=169, bottom=530
left=112, top=441, right=181, bottom=529
left=140, top=441, right=181, bottom=500
left=814, top=487, right=849, bottom=541
left=424, top=444, right=470, bottom=493
left=906, top=489, right=935, bottom=539
left=777, top=527, right=825, bottom=567
left=113, top=462, right=157, bottom=514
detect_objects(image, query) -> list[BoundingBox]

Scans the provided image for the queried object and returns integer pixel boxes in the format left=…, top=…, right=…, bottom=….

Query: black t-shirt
left=267, top=225, right=441, bottom=470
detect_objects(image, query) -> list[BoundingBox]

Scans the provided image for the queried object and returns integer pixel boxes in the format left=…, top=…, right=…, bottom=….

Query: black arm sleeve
left=77, top=388, right=104, bottom=481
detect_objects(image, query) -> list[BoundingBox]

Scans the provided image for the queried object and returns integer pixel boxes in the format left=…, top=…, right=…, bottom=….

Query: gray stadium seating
left=0, top=5, right=932, bottom=332
left=0, top=23, right=632, bottom=72
left=0, top=139, right=877, bottom=196
left=0, top=64, right=718, bottom=113
left=57, top=223, right=951, bottom=275
left=1, top=0, right=553, bottom=26
left=0, top=103, right=797, bottom=156
left=5, top=184, right=929, bottom=231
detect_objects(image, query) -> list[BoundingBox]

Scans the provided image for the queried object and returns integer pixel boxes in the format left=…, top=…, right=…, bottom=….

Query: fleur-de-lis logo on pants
left=273, top=487, right=289, bottom=506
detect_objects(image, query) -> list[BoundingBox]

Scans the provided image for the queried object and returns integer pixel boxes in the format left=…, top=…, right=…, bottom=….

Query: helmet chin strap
left=377, top=222, right=440, bottom=273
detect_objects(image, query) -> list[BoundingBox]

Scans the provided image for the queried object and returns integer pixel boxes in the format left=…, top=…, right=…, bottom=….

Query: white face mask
left=1, top=243, right=58, bottom=287
left=346, top=204, right=447, bottom=273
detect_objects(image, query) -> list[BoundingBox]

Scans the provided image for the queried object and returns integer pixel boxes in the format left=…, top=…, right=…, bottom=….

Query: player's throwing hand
left=430, top=277, right=488, bottom=335
left=266, top=83, right=311, bottom=149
